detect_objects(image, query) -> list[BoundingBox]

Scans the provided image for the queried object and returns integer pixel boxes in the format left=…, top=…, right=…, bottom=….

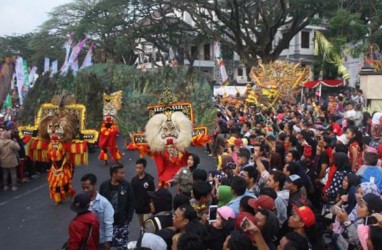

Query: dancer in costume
left=98, top=91, right=123, bottom=165
left=127, top=88, right=209, bottom=186
left=20, top=94, right=98, bottom=204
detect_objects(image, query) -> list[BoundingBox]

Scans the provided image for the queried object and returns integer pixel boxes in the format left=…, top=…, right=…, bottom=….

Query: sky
left=0, top=0, right=72, bottom=36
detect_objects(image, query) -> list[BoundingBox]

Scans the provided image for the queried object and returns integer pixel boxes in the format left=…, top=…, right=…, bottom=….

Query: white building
left=135, top=10, right=325, bottom=85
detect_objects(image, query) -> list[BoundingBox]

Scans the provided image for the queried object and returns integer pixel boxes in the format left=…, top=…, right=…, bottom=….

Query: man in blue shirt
left=81, top=173, right=114, bottom=250
left=227, top=176, right=256, bottom=215
left=357, top=150, right=382, bottom=191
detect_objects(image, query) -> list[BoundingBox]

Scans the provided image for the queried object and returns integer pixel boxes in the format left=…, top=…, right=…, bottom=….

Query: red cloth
left=332, top=123, right=342, bottom=136
left=68, top=211, right=100, bottom=250
left=349, top=142, right=362, bottom=172
left=323, top=164, right=337, bottom=194
left=153, top=151, right=189, bottom=182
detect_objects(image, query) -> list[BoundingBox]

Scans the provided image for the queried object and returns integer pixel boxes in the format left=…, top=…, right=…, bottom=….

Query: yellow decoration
left=248, top=60, right=311, bottom=107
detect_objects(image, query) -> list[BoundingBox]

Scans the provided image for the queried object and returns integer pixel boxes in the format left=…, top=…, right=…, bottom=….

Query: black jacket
left=100, top=180, right=135, bottom=226
left=131, top=173, right=155, bottom=213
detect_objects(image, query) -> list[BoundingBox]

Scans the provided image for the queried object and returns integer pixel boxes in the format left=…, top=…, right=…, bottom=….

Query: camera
left=226, top=162, right=236, bottom=170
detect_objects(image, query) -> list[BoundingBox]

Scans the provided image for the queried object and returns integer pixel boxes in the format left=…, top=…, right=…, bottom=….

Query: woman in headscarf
left=326, top=152, right=351, bottom=202
left=168, top=153, right=200, bottom=196
left=348, top=182, right=380, bottom=222
left=335, top=173, right=361, bottom=215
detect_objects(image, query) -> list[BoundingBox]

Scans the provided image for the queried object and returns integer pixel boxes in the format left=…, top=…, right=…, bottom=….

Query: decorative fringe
left=99, top=151, right=109, bottom=161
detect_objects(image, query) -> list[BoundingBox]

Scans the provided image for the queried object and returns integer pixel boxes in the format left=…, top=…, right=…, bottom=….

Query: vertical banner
left=51, top=60, right=58, bottom=77
left=71, top=59, right=79, bottom=76
left=28, top=66, right=37, bottom=87
left=23, top=60, right=29, bottom=93
left=44, top=57, right=50, bottom=73
left=213, top=41, right=229, bottom=85
left=80, top=42, right=94, bottom=69
left=62, top=37, right=87, bottom=75
left=168, top=47, right=177, bottom=67
left=15, top=57, right=24, bottom=104
left=60, top=32, right=74, bottom=73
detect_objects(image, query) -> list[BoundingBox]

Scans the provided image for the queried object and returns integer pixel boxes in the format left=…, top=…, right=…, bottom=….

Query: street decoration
left=18, top=94, right=98, bottom=204
left=248, top=60, right=311, bottom=107
left=127, top=87, right=210, bottom=185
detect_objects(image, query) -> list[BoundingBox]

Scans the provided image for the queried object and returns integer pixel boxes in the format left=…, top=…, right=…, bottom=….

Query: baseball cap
left=234, top=212, right=256, bottom=230
left=248, top=195, right=276, bottom=211
left=70, top=193, right=90, bottom=213
left=286, top=174, right=304, bottom=189
left=362, top=193, right=382, bottom=213
left=293, top=205, right=315, bottom=227
left=217, top=206, right=235, bottom=220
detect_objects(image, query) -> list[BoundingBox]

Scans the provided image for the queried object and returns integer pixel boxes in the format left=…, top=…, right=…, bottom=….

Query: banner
left=3, top=94, right=12, bottom=109
left=15, top=57, right=24, bottom=104
left=44, top=57, right=50, bottom=73
left=80, top=43, right=94, bottom=69
left=28, top=66, right=37, bottom=87
left=214, top=42, right=229, bottom=85
left=23, top=60, right=29, bottom=93
left=60, top=32, right=74, bottom=73
left=62, top=37, right=88, bottom=75
left=168, top=47, right=177, bottom=67
left=51, top=60, right=58, bottom=77
left=71, top=59, right=79, bottom=76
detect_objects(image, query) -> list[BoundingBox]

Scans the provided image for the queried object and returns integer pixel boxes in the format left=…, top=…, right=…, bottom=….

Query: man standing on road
left=131, top=158, right=155, bottom=235
left=81, top=173, right=114, bottom=250
left=100, top=164, right=135, bottom=250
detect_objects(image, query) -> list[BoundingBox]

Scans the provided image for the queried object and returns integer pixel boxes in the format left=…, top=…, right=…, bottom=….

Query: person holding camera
left=333, top=193, right=382, bottom=249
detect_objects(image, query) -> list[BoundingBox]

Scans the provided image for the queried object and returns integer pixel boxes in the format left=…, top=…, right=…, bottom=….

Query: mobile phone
left=208, top=205, right=218, bottom=223
left=365, top=216, right=378, bottom=225
left=240, top=217, right=248, bottom=230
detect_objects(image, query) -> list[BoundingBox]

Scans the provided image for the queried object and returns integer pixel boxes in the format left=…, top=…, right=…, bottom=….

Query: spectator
left=67, top=193, right=100, bottom=250
left=81, top=173, right=114, bottom=250
left=169, top=154, right=200, bottom=196
left=100, top=164, right=134, bottom=249
left=0, top=130, right=20, bottom=191
left=131, top=158, right=155, bottom=234
left=144, top=187, right=173, bottom=234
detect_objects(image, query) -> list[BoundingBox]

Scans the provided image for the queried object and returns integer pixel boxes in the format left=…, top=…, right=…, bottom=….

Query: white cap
left=336, top=134, right=349, bottom=145
left=293, top=125, right=301, bottom=133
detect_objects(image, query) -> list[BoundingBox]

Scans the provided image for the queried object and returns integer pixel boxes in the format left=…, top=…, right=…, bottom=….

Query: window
left=301, top=31, right=310, bottom=49
left=191, top=46, right=198, bottom=59
left=238, top=67, right=243, bottom=76
left=204, top=44, right=211, bottom=60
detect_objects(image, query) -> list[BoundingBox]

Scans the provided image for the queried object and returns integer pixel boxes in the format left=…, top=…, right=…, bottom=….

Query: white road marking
left=0, top=184, right=47, bottom=207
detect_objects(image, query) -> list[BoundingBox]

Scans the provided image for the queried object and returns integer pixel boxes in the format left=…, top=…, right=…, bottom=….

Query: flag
left=3, top=94, right=12, bottom=109
left=214, top=42, right=229, bottom=85
left=28, top=66, right=37, bottom=87
left=61, top=37, right=88, bottom=75
left=71, top=59, right=79, bottom=76
left=51, top=60, right=58, bottom=77
left=168, top=47, right=177, bottom=67
left=60, top=32, right=74, bottom=73
left=44, top=57, right=50, bottom=73
left=80, top=43, right=94, bottom=69
left=23, top=60, right=29, bottom=92
left=15, top=57, right=24, bottom=104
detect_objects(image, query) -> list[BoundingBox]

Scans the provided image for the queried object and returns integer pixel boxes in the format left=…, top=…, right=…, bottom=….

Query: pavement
left=0, top=137, right=216, bottom=250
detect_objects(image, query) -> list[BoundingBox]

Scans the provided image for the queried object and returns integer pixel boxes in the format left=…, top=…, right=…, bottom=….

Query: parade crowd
left=3, top=88, right=382, bottom=250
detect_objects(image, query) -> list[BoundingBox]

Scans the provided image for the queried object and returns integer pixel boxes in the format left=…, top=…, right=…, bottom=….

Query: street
left=0, top=137, right=215, bottom=250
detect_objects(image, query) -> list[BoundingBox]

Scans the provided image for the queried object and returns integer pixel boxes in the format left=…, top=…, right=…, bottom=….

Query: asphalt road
left=0, top=137, right=215, bottom=250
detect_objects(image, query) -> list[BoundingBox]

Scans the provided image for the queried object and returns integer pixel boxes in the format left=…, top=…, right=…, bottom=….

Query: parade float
left=18, top=94, right=98, bottom=204
left=127, top=87, right=210, bottom=185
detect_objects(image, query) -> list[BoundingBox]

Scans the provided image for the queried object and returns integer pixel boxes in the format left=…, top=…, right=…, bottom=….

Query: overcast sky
left=0, top=0, right=72, bottom=36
